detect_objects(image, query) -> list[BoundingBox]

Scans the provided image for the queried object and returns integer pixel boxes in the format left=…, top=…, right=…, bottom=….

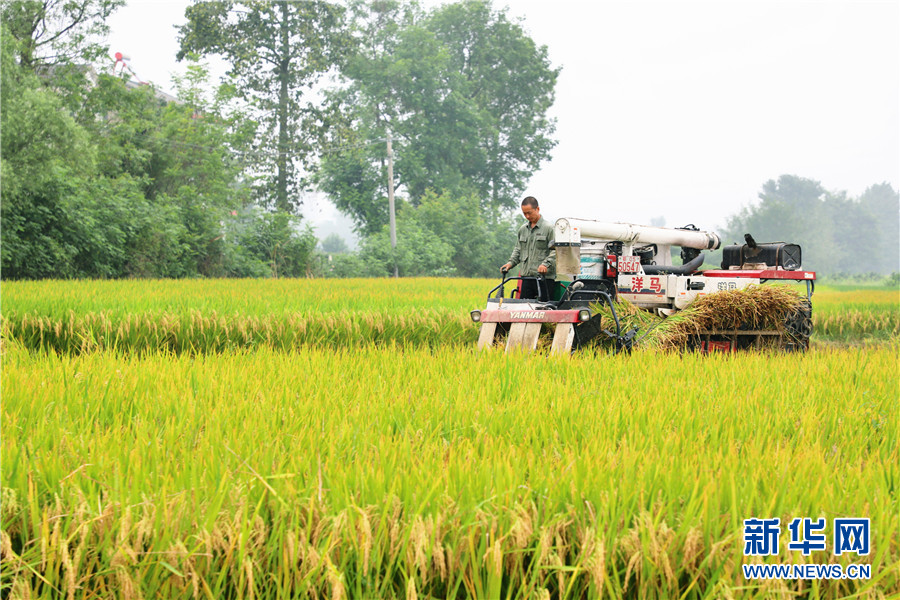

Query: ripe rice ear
left=591, top=285, right=805, bottom=350
left=652, top=285, right=804, bottom=350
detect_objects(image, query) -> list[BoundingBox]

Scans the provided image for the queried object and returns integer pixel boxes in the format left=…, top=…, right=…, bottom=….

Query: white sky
left=107, top=0, right=900, bottom=236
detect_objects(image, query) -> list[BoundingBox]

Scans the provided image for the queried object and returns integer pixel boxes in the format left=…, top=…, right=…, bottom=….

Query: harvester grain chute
left=471, top=218, right=816, bottom=353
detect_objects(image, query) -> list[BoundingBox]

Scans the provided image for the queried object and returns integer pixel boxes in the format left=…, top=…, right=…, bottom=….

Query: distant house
left=124, top=78, right=180, bottom=105
left=38, top=63, right=181, bottom=105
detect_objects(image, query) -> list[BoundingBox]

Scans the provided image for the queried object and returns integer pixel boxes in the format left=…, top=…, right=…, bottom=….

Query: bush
left=222, top=207, right=317, bottom=278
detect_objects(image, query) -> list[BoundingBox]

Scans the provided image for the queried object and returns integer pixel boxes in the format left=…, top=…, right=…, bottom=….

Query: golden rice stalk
left=433, top=543, right=447, bottom=582
left=509, top=504, right=534, bottom=550
left=619, top=526, right=642, bottom=593
left=407, top=515, right=429, bottom=581
left=654, top=285, right=804, bottom=349
left=326, top=559, right=345, bottom=600
left=10, top=579, right=32, bottom=600
left=355, top=507, right=373, bottom=574
left=591, top=285, right=805, bottom=350
left=243, top=557, right=256, bottom=600
left=681, top=526, right=705, bottom=574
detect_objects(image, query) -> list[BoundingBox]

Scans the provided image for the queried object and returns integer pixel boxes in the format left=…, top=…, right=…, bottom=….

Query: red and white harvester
left=470, top=219, right=815, bottom=354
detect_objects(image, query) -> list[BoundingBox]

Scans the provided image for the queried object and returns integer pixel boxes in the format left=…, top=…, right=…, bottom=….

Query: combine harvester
left=470, top=219, right=815, bottom=354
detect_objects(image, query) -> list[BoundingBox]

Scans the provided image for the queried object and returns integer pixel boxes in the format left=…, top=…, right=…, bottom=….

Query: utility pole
left=387, top=128, right=398, bottom=278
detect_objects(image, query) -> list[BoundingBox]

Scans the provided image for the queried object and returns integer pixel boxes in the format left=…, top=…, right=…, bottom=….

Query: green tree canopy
left=319, top=232, right=349, bottom=254
left=358, top=189, right=516, bottom=278
left=1, top=22, right=96, bottom=278
left=0, top=0, right=123, bottom=69
left=177, top=0, right=349, bottom=214
left=316, top=0, right=558, bottom=235
left=0, top=11, right=307, bottom=280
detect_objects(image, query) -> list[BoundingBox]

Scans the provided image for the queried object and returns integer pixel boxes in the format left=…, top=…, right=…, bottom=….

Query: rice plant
left=2, top=278, right=897, bottom=598
left=2, top=344, right=897, bottom=598
left=2, top=279, right=896, bottom=354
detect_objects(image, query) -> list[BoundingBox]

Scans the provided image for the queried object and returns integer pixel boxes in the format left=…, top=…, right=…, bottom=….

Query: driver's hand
left=537, top=264, right=548, bottom=275
left=501, top=263, right=512, bottom=273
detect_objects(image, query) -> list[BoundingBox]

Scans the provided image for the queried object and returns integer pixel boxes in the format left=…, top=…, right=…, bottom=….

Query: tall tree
left=316, top=0, right=558, bottom=234
left=427, top=0, right=558, bottom=211
left=177, top=0, right=349, bottom=214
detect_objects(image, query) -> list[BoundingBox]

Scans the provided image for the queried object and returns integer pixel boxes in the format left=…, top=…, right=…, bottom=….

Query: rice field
left=808, top=288, right=900, bottom=341
left=1, top=279, right=897, bottom=354
left=2, top=278, right=898, bottom=599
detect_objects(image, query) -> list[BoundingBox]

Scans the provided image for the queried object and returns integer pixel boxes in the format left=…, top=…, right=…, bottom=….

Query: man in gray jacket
left=501, top=196, right=557, bottom=299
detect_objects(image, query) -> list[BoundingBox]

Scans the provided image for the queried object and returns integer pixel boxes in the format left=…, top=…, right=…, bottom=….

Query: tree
left=177, top=0, right=349, bottom=214
left=427, top=0, right=558, bottom=211
left=722, top=175, right=898, bottom=275
left=0, top=0, right=123, bottom=69
left=400, top=189, right=516, bottom=277
left=1, top=13, right=262, bottom=280
left=146, top=58, right=255, bottom=276
left=723, top=175, right=832, bottom=271
left=823, top=190, right=881, bottom=274
left=223, top=207, right=317, bottom=278
left=319, top=232, right=349, bottom=254
left=1, top=22, right=95, bottom=278
left=858, top=183, right=900, bottom=274
left=316, top=0, right=558, bottom=234
left=360, top=218, right=456, bottom=277
left=67, top=56, right=252, bottom=277
left=356, top=189, right=516, bottom=277
left=0, top=34, right=189, bottom=280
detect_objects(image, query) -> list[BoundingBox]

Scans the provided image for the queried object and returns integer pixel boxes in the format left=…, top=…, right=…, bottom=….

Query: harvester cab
left=471, top=218, right=816, bottom=353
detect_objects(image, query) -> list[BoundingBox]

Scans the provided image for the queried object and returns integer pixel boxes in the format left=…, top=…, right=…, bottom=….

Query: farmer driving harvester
left=501, top=196, right=560, bottom=300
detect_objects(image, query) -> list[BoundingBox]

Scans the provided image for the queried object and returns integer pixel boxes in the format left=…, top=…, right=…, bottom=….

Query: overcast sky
left=107, top=0, right=899, bottom=238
